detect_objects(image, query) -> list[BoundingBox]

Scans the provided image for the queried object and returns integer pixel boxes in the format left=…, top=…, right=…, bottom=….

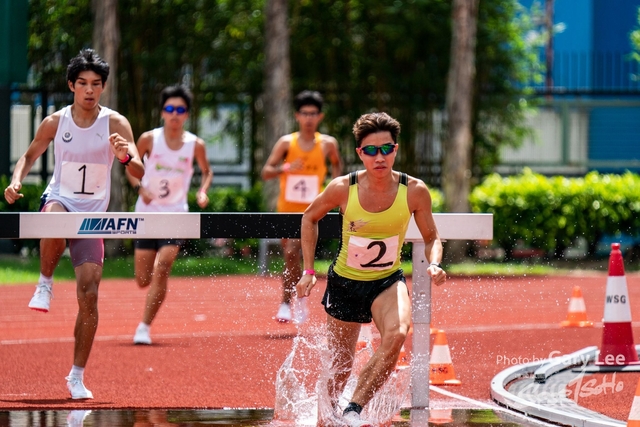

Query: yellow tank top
left=277, top=132, right=327, bottom=212
left=333, top=171, right=411, bottom=281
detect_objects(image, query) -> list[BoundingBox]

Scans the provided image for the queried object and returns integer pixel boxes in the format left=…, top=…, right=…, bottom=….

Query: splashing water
left=273, top=324, right=410, bottom=426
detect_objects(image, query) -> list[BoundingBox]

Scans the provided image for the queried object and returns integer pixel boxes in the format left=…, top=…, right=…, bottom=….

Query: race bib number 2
left=346, top=235, right=399, bottom=271
left=284, top=174, right=319, bottom=204
left=59, top=161, right=108, bottom=200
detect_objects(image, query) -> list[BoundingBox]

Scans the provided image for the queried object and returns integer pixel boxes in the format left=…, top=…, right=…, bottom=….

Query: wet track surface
left=2, top=273, right=640, bottom=425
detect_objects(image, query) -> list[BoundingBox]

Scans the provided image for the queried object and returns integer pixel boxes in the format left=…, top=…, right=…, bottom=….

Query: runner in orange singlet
left=261, top=90, right=342, bottom=323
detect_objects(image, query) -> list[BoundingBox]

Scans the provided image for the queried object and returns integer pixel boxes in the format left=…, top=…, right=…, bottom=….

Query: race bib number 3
left=147, top=175, right=183, bottom=205
left=284, top=174, right=319, bottom=204
left=346, top=235, right=399, bottom=271
left=59, top=161, right=108, bottom=200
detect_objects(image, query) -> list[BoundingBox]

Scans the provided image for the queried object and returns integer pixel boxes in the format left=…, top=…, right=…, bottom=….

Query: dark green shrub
left=0, top=176, right=47, bottom=213
left=0, top=176, right=48, bottom=254
left=183, top=185, right=265, bottom=257
left=470, top=169, right=640, bottom=257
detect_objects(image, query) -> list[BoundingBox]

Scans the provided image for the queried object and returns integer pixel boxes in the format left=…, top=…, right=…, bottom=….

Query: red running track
left=0, top=271, right=638, bottom=420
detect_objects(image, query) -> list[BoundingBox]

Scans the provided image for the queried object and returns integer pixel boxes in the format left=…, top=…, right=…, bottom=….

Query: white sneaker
left=133, top=323, right=152, bottom=345
left=275, top=302, right=292, bottom=323
left=67, top=409, right=91, bottom=427
left=28, top=282, right=53, bottom=312
left=343, top=411, right=373, bottom=427
left=65, top=376, right=93, bottom=399
left=293, top=297, right=309, bottom=324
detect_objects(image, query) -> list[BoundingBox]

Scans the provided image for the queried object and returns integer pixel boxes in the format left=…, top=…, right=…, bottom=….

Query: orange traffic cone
left=596, top=243, right=639, bottom=366
left=429, top=408, right=454, bottom=425
left=560, top=286, right=594, bottom=327
left=628, top=378, right=640, bottom=427
left=429, top=330, right=461, bottom=385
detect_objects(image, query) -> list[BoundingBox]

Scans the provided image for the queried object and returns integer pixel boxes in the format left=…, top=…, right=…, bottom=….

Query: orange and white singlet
left=277, top=132, right=327, bottom=212
left=333, top=172, right=411, bottom=281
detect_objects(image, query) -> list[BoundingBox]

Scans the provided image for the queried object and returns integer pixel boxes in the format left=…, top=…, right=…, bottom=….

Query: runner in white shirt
left=3, top=49, right=144, bottom=400
left=126, top=85, right=212, bottom=345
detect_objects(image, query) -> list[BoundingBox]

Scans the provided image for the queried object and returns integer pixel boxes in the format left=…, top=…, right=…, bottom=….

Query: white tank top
left=135, top=127, right=196, bottom=213
left=44, top=105, right=115, bottom=213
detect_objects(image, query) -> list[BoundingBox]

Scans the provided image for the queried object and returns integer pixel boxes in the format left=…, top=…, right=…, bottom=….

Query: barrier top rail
left=0, top=212, right=493, bottom=241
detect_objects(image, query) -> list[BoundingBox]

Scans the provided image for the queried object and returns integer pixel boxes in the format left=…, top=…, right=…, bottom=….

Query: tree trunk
left=93, top=0, right=125, bottom=257
left=442, top=0, right=479, bottom=263
left=263, top=0, right=291, bottom=211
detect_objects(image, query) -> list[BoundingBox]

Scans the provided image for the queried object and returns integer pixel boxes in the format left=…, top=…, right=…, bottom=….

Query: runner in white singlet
left=126, top=85, right=213, bottom=345
left=3, top=49, right=144, bottom=400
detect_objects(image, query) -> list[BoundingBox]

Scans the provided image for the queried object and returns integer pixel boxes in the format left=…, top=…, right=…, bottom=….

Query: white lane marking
left=430, top=385, right=557, bottom=426
left=0, top=329, right=287, bottom=345
left=430, top=385, right=497, bottom=409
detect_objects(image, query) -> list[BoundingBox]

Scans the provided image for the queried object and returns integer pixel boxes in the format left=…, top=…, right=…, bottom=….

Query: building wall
left=505, top=0, right=640, bottom=175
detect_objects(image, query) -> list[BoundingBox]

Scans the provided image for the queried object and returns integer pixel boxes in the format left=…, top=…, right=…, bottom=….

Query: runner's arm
left=261, top=137, right=290, bottom=180
left=4, top=114, right=59, bottom=203
left=325, top=137, right=343, bottom=179
left=194, top=138, right=213, bottom=208
left=297, top=177, right=348, bottom=297
left=410, top=179, right=446, bottom=286
left=109, top=113, right=144, bottom=179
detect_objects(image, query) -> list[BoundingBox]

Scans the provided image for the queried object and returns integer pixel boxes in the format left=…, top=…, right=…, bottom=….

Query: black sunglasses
left=163, top=105, right=187, bottom=115
left=359, top=143, right=397, bottom=156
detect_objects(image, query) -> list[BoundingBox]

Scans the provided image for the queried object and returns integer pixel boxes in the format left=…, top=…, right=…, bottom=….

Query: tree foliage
left=630, top=7, right=640, bottom=67
left=27, top=0, right=541, bottom=189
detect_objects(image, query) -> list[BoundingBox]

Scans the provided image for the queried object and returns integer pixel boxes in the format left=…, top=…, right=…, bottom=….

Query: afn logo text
left=77, top=217, right=144, bottom=235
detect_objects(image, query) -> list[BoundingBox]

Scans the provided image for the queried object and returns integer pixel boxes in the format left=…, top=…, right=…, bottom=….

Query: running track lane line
left=430, top=385, right=556, bottom=426
left=0, top=329, right=296, bottom=345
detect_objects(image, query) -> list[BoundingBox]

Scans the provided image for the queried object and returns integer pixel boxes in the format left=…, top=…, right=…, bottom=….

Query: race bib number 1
left=346, top=235, right=399, bottom=271
left=284, top=174, right=319, bottom=204
left=59, top=161, right=108, bottom=200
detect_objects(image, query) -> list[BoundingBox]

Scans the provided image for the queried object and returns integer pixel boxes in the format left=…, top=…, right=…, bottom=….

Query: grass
left=0, top=253, right=608, bottom=285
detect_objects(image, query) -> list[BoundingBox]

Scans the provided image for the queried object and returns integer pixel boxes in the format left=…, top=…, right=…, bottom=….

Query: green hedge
left=0, top=176, right=47, bottom=213
left=430, top=187, right=444, bottom=213
left=470, top=168, right=640, bottom=256
left=187, top=185, right=264, bottom=213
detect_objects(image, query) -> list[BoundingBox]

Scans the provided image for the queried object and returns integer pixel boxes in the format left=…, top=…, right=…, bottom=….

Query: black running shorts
left=322, top=264, right=406, bottom=323
left=134, top=239, right=184, bottom=250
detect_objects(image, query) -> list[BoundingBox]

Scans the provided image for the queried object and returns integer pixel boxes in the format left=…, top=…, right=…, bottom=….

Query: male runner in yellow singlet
left=296, top=112, right=446, bottom=426
left=261, top=90, right=342, bottom=324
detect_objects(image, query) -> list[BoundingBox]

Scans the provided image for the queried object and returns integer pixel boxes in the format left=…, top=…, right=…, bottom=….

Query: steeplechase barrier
left=0, top=211, right=492, bottom=425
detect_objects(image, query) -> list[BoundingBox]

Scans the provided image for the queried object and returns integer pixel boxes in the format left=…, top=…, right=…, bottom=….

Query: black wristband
left=430, top=262, right=442, bottom=269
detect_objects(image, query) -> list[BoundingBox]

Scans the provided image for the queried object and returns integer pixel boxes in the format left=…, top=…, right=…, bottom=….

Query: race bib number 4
left=346, top=235, right=399, bottom=271
left=284, top=174, right=319, bottom=204
left=59, top=161, right=108, bottom=200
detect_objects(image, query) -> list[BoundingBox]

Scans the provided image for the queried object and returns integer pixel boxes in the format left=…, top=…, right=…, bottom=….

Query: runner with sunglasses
left=295, top=112, right=446, bottom=426
left=126, top=85, right=213, bottom=345
left=261, top=90, right=342, bottom=324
